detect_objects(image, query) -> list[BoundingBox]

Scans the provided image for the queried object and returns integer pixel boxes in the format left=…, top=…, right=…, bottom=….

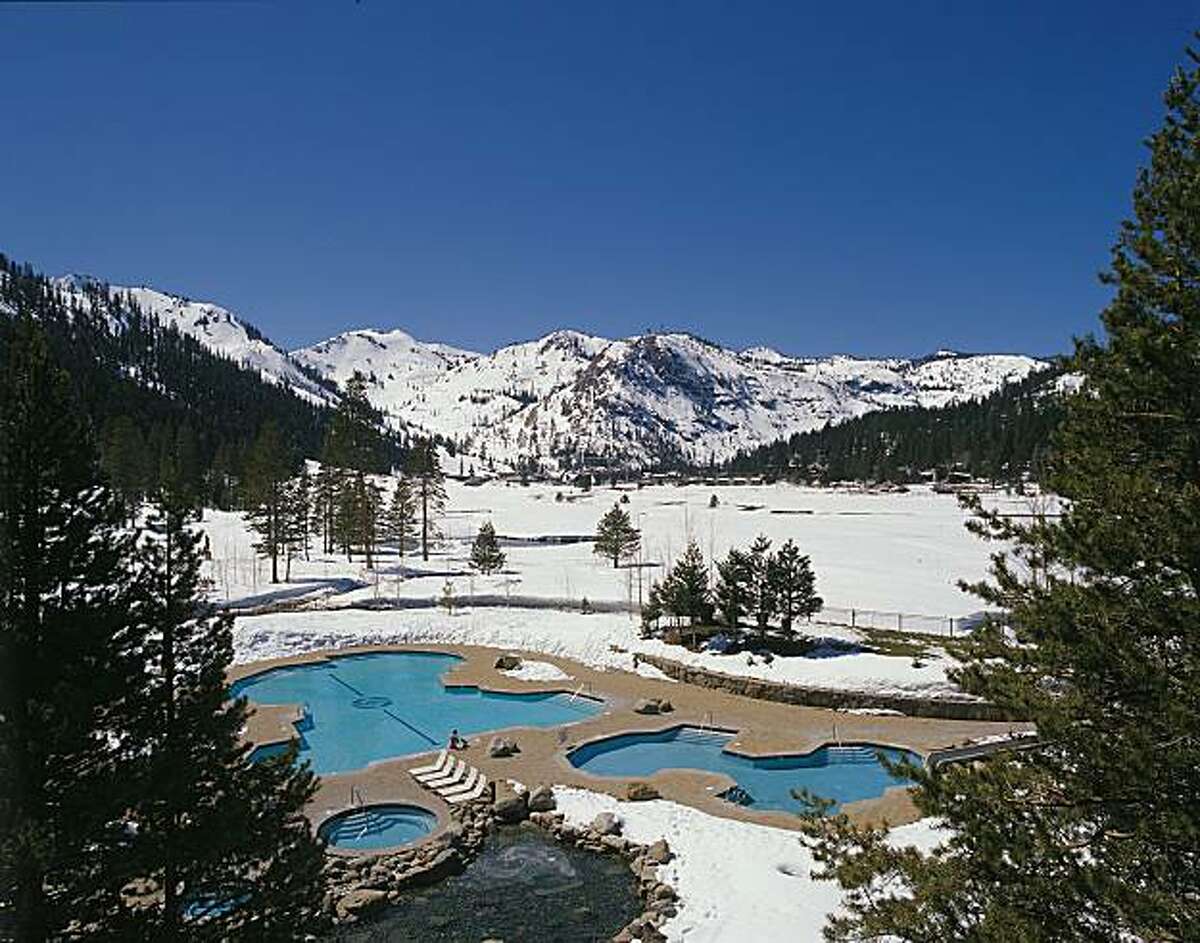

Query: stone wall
left=636, top=654, right=1018, bottom=722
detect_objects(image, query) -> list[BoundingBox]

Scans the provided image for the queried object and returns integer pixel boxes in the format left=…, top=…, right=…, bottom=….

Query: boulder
left=336, top=888, right=388, bottom=918
left=625, top=781, right=660, bottom=802
left=488, top=735, right=519, bottom=758
left=632, top=698, right=660, bottom=715
left=650, top=882, right=677, bottom=901
left=600, top=834, right=628, bottom=853
left=526, top=784, right=556, bottom=812
left=492, top=787, right=529, bottom=824
left=645, top=838, right=673, bottom=864
left=590, top=811, right=622, bottom=836
left=657, top=699, right=674, bottom=713
left=494, top=654, right=522, bottom=670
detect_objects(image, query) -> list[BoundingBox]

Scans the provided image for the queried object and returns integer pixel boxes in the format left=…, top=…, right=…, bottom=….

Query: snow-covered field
left=553, top=786, right=941, bottom=943
left=212, top=480, right=1038, bottom=698
left=208, top=479, right=1025, bottom=618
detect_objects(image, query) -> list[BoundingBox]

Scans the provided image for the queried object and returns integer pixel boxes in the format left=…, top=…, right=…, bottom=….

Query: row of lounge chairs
left=409, top=749, right=489, bottom=804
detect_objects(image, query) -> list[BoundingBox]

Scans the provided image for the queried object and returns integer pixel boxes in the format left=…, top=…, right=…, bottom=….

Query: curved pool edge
left=563, top=721, right=928, bottom=767
left=229, top=642, right=607, bottom=705
left=562, top=724, right=922, bottom=817
left=317, top=801, right=443, bottom=857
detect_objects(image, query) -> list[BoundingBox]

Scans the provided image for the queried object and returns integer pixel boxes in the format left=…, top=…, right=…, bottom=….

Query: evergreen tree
left=243, top=420, right=294, bottom=584
left=469, top=520, right=506, bottom=575
left=713, top=547, right=752, bottom=628
left=281, top=465, right=312, bottom=580
left=641, top=581, right=664, bottom=635
left=593, top=504, right=641, bottom=568
left=746, top=535, right=777, bottom=636
left=659, top=540, right=712, bottom=626
left=0, top=320, right=143, bottom=938
left=122, top=497, right=326, bottom=938
left=385, top=474, right=417, bottom=566
left=799, top=48, right=1200, bottom=941
left=768, top=539, right=822, bottom=635
left=408, top=440, right=447, bottom=562
left=100, top=413, right=148, bottom=511
left=312, top=461, right=340, bottom=556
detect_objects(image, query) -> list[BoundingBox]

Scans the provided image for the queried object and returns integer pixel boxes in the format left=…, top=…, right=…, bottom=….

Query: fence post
left=898, top=613, right=903, bottom=632
left=851, top=609, right=856, bottom=628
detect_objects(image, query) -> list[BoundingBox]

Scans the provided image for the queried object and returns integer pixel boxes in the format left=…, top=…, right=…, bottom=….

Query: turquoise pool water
left=233, top=651, right=601, bottom=774
left=319, top=803, right=438, bottom=851
left=568, top=726, right=917, bottom=813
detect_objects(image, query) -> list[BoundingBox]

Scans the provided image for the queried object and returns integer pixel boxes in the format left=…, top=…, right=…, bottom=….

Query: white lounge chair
left=449, top=775, right=489, bottom=804
left=438, top=767, right=480, bottom=799
left=408, top=749, right=449, bottom=780
left=422, top=758, right=466, bottom=790
left=413, top=754, right=458, bottom=784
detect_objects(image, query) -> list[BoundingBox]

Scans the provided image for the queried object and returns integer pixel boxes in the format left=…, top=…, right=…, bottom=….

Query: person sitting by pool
left=448, top=729, right=468, bottom=750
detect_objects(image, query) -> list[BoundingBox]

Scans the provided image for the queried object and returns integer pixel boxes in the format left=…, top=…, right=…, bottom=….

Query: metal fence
left=813, top=605, right=997, bottom=638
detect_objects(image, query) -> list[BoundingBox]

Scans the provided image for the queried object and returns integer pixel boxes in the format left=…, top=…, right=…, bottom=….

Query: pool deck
left=229, top=643, right=1030, bottom=835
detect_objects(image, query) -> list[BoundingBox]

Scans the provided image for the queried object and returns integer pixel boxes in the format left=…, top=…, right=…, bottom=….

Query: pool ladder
left=348, top=786, right=372, bottom=840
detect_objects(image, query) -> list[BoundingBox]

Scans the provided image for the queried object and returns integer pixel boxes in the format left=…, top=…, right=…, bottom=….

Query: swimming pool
left=567, top=726, right=917, bottom=813
left=319, top=803, right=438, bottom=851
left=233, top=651, right=601, bottom=774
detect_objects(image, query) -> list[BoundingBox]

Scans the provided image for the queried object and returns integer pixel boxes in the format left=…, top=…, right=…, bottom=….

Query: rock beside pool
left=625, top=782, right=660, bottom=802
left=632, top=697, right=673, bottom=715
left=493, top=654, right=522, bottom=670
left=644, top=838, right=673, bottom=864
left=488, top=735, right=519, bottom=758
left=590, top=812, right=622, bottom=836
left=527, top=784, right=556, bottom=812
left=336, top=887, right=388, bottom=919
left=492, top=786, right=529, bottom=824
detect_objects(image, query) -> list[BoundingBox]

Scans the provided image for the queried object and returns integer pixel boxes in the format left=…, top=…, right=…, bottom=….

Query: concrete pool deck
left=229, top=643, right=1030, bottom=836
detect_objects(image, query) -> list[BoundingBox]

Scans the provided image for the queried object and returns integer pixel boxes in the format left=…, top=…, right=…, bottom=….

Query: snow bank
left=499, top=659, right=572, bottom=682
left=232, top=607, right=962, bottom=698
left=553, top=786, right=940, bottom=942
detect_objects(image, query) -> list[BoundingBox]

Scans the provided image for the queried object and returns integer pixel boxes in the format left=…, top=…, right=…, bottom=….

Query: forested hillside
left=0, top=254, right=403, bottom=507
left=723, top=365, right=1070, bottom=483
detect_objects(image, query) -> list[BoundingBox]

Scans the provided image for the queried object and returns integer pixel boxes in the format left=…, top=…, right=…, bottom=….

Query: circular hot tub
left=319, top=803, right=438, bottom=852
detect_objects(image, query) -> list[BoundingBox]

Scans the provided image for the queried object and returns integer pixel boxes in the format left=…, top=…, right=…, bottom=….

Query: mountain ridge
left=42, top=269, right=1050, bottom=473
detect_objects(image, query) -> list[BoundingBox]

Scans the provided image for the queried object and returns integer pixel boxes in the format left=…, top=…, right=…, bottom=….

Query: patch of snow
left=553, top=786, right=941, bottom=942
left=499, top=659, right=572, bottom=682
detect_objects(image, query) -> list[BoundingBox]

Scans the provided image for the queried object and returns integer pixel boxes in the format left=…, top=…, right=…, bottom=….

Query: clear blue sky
left=2, top=2, right=1194, bottom=357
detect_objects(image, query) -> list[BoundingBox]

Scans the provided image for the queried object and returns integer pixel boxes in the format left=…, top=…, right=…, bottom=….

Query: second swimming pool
left=233, top=651, right=601, bottom=774
left=568, top=726, right=917, bottom=812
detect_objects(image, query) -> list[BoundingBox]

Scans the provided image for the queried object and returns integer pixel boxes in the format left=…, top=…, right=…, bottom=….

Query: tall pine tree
left=122, top=496, right=326, bottom=938
left=408, top=440, right=447, bottom=562
left=243, top=420, right=295, bottom=584
left=799, top=46, right=1200, bottom=941
left=0, top=320, right=143, bottom=939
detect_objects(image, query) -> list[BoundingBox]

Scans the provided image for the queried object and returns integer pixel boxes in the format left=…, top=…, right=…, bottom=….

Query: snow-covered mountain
left=44, top=271, right=1048, bottom=471
left=291, top=328, right=476, bottom=414
left=51, top=275, right=338, bottom=407
left=295, top=328, right=1049, bottom=470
